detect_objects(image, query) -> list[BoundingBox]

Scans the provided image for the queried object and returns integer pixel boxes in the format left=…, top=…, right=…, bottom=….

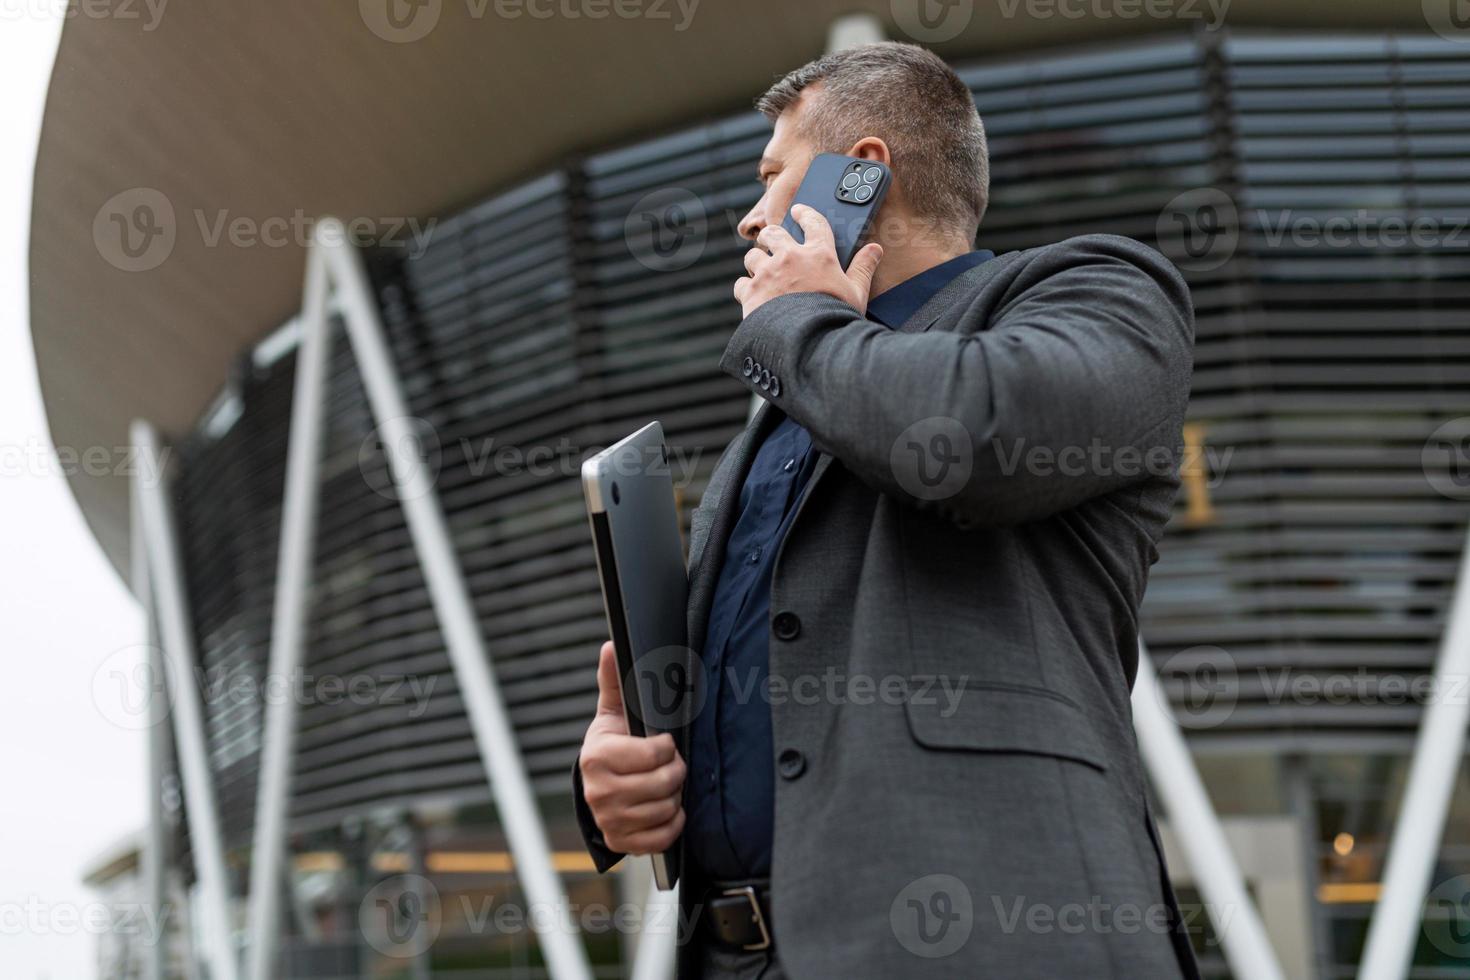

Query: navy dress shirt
left=685, top=249, right=994, bottom=881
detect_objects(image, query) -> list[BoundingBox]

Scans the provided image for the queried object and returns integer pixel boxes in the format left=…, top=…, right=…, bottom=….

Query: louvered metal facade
left=165, top=28, right=1470, bottom=975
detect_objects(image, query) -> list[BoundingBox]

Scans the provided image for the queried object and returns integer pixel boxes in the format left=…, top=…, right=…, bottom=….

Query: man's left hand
left=734, top=204, right=884, bottom=319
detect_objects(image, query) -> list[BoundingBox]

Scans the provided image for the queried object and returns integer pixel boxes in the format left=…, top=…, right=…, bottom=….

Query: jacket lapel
left=898, top=257, right=994, bottom=335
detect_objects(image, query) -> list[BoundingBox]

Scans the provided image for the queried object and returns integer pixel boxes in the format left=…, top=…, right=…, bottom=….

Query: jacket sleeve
left=719, top=234, right=1194, bottom=527
left=571, top=755, right=624, bottom=874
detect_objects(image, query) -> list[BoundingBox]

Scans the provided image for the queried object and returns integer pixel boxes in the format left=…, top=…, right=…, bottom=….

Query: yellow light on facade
left=1318, top=882, right=1381, bottom=904
left=370, top=852, right=411, bottom=873
left=364, top=850, right=599, bottom=874
left=293, top=852, right=345, bottom=873
left=1180, top=422, right=1216, bottom=527
left=1333, top=832, right=1355, bottom=857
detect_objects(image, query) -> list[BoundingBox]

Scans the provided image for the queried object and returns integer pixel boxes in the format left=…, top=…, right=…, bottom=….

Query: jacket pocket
left=903, top=682, right=1109, bottom=772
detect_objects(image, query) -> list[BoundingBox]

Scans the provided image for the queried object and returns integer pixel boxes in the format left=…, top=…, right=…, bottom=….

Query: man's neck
left=869, top=240, right=972, bottom=298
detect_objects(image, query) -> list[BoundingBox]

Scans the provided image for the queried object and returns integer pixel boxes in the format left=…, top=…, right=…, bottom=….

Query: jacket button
left=772, top=611, right=801, bottom=641
left=770, top=376, right=781, bottom=397
left=777, top=748, right=806, bottom=780
left=759, top=368, right=772, bottom=391
left=742, top=356, right=754, bottom=377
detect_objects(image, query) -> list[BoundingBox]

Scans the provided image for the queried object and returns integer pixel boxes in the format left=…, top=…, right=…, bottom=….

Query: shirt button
left=772, top=611, right=801, bottom=641
left=777, top=748, right=806, bottom=780
left=749, top=545, right=762, bottom=564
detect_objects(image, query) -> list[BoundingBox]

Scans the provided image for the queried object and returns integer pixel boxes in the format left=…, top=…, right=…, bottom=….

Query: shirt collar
left=865, top=249, right=994, bottom=329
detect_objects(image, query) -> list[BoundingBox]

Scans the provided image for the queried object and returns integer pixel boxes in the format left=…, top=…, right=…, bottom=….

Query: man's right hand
left=578, top=641, right=687, bottom=855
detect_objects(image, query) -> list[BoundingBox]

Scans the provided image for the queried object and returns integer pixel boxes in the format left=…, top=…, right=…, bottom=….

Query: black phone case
left=780, top=153, right=891, bottom=269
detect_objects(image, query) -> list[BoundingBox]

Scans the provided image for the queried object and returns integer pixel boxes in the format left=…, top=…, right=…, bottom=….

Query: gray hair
left=756, top=42, right=989, bottom=238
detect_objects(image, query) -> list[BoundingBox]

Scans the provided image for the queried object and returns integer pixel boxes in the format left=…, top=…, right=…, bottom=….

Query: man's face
left=737, top=98, right=818, bottom=243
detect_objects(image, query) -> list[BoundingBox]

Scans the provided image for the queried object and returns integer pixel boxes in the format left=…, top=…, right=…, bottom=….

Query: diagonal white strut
left=1132, top=640, right=1286, bottom=980
left=242, top=245, right=334, bottom=980
left=132, top=421, right=241, bottom=980
left=1358, top=523, right=1470, bottom=980
left=239, top=218, right=593, bottom=979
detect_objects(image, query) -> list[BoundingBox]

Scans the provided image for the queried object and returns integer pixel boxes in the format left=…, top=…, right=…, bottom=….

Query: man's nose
left=737, top=205, right=764, bottom=242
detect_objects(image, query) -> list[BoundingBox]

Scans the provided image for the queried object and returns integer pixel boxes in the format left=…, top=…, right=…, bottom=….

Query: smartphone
left=780, top=153, right=891, bottom=269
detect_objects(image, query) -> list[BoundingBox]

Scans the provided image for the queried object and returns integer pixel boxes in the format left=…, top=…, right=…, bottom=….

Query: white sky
left=0, top=11, right=148, bottom=980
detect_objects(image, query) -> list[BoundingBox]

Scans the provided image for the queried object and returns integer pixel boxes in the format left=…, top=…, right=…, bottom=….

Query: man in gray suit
left=574, top=42, right=1201, bottom=979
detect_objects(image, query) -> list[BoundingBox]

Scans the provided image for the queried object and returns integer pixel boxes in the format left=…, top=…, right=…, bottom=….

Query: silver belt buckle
left=722, top=885, right=772, bottom=951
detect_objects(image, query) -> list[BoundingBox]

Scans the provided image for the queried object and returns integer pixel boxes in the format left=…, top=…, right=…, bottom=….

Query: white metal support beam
left=131, top=481, right=169, bottom=980
left=242, top=245, right=335, bottom=980
left=628, top=877, right=678, bottom=980
left=1358, top=524, right=1470, bottom=980
left=131, top=421, right=241, bottom=980
left=237, top=218, right=592, bottom=979
left=1132, top=641, right=1286, bottom=980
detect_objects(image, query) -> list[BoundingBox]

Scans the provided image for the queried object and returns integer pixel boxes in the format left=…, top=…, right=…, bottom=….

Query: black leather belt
left=700, top=879, right=774, bottom=952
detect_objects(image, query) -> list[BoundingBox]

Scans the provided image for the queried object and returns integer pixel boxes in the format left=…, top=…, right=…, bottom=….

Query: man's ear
left=846, top=137, right=892, bottom=166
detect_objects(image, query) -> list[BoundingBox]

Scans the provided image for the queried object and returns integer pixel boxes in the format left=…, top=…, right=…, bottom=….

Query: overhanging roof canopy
left=29, top=0, right=1417, bottom=580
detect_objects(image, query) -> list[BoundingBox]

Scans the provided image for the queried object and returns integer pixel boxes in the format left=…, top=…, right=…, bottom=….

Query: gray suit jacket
left=575, top=234, right=1201, bottom=979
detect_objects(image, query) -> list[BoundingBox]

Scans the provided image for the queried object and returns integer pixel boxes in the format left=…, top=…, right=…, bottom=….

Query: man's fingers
left=601, top=751, right=685, bottom=804
left=599, top=793, right=682, bottom=835
left=583, top=751, right=685, bottom=808
left=734, top=276, right=751, bottom=303
left=608, top=806, right=686, bottom=856
left=755, top=224, right=796, bottom=253
left=586, top=731, right=678, bottom=776
left=594, top=641, right=625, bottom=719
left=846, top=242, right=885, bottom=300
left=790, top=204, right=835, bottom=250
left=742, top=247, right=769, bottom=277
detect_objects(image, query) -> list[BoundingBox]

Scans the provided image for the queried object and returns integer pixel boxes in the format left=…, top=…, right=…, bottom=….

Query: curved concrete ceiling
left=29, top=0, right=1416, bottom=581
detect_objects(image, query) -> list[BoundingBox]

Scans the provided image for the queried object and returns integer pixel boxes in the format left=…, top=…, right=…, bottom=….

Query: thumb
left=847, top=242, right=884, bottom=303
left=595, top=641, right=625, bottom=718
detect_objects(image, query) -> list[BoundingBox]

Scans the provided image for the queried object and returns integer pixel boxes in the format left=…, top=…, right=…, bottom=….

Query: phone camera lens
left=854, top=183, right=873, bottom=202
left=611, top=482, right=620, bottom=505
left=863, top=167, right=881, bottom=184
left=841, top=172, right=860, bottom=190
